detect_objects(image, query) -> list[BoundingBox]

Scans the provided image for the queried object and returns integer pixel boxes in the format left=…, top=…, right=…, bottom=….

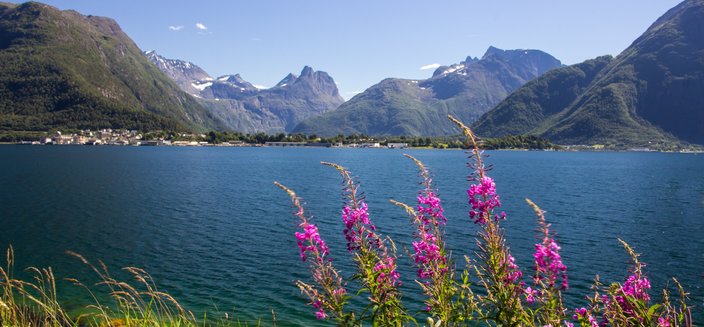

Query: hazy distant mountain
left=292, top=46, right=562, bottom=136
left=148, top=53, right=344, bottom=133
left=475, top=0, right=704, bottom=147
left=0, top=2, right=224, bottom=132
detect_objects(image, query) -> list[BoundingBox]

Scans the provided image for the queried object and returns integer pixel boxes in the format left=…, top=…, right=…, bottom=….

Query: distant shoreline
left=2, top=142, right=702, bottom=154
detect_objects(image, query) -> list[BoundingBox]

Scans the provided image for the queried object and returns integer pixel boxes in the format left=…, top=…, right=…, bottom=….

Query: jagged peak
left=482, top=46, right=505, bottom=59
left=300, top=65, right=314, bottom=77
left=276, top=73, right=298, bottom=87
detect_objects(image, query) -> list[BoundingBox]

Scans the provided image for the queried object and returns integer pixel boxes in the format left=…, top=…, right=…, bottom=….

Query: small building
left=387, top=143, right=408, bottom=149
left=265, top=142, right=307, bottom=147
left=306, top=142, right=332, bottom=147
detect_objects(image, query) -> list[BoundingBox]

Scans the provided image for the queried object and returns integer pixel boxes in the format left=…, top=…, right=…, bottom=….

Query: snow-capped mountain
left=145, top=51, right=212, bottom=95
left=146, top=52, right=344, bottom=133
left=293, top=46, right=562, bottom=136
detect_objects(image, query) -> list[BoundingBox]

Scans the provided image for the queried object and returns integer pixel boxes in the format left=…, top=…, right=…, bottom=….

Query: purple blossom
left=573, top=307, right=599, bottom=327
left=524, top=286, right=538, bottom=304
left=533, top=238, right=568, bottom=290
left=605, top=272, right=651, bottom=317
left=417, top=190, right=446, bottom=225
left=294, top=223, right=329, bottom=262
left=313, top=300, right=327, bottom=320
left=374, top=257, right=400, bottom=288
left=658, top=317, right=671, bottom=327
left=505, top=254, right=523, bottom=284
left=341, top=203, right=377, bottom=252
left=467, top=177, right=505, bottom=224
left=621, top=273, right=651, bottom=301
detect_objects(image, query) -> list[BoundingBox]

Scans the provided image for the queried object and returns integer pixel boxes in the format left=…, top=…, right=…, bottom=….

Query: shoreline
left=1, top=142, right=702, bottom=153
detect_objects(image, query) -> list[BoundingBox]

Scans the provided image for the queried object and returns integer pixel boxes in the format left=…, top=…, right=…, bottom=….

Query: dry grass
left=0, top=246, right=271, bottom=327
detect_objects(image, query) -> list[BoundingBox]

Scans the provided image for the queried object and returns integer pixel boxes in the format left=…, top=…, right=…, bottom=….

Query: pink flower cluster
left=601, top=273, right=651, bottom=319
left=658, top=317, right=671, bottom=326
left=467, top=177, right=505, bottom=224
left=412, top=190, right=448, bottom=279
left=534, top=239, right=568, bottom=289
left=573, top=307, right=598, bottom=327
left=374, top=257, right=400, bottom=287
left=295, top=223, right=329, bottom=262
left=417, top=190, right=446, bottom=225
left=412, top=231, right=445, bottom=278
left=312, top=300, right=326, bottom=320
left=622, top=273, right=651, bottom=301
left=341, top=203, right=377, bottom=252
left=524, top=287, right=538, bottom=304
left=504, top=254, right=523, bottom=284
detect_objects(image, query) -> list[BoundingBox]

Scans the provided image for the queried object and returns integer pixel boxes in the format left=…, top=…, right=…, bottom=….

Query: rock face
left=144, top=51, right=212, bottom=95
left=0, top=2, right=224, bottom=132
left=292, top=47, right=562, bottom=136
left=475, top=0, right=704, bottom=147
left=147, top=52, right=344, bottom=133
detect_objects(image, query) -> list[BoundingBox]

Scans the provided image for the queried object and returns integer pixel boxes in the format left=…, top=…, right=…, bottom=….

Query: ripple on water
left=0, top=147, right=703, bottom=324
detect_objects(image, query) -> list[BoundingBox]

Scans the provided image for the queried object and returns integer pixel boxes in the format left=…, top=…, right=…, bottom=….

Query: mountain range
left=1, top=0, right=702, bottom=147
left=0, top=1, right=224, bottom=133
left=292, top=47, right=562, bottom=136
left=146, top=51, right=344, bottom=133
left=474, top=0, right=704, bottom=147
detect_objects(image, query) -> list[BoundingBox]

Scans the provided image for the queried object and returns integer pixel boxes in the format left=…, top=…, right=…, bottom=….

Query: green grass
left=0, top=247, right=273, bottom=327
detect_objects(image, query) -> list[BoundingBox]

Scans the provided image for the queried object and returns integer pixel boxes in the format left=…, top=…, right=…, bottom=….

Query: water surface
left=0, top=146, right=702, bottom=324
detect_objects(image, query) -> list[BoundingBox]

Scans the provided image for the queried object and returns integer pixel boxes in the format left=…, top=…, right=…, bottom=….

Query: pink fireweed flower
left=533, top=238, right=568, bottom=289
left=607, top=272, right=651, bottom=316
left=621, top=273, right=651, bottom=301
left=574, top=307, right=598, bottom=327
left=295, top=223, right=329, bottom=262
left=276, top=181, right=347, bottom=322
left=341, top=203, right=378, bottom=252
left=524, top=287, right=538, bottom=304
left=467, top=176, right=505, bottom=224
left=658, top=317, right=671, bottom=327
left=412, top=231, right=444, bottom=278
left=374, top=257, right=401, bottom=287
left=504, top=254, right=523, bottom=284
left=417, top=190, right=446, bottom=225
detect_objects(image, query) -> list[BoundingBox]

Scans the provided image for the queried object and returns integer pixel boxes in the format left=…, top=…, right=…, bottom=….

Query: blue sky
left=10, top=0, right=682, bottom=99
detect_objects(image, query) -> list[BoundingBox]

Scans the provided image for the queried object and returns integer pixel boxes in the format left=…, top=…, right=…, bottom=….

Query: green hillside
left=474, top=0, right=704, bottom=147
left=0, top=2, right=225, bottom=133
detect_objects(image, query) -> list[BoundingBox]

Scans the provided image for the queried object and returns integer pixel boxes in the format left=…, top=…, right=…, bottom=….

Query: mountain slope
left=293, top=47, right=562, bottom=136
left=473, top=56, right=613, bottom=137
left=475, top=0, right=704, bottom=146
left=147, top=52, right=344, bottom=133
left=0, top=2, right=224, bottom=132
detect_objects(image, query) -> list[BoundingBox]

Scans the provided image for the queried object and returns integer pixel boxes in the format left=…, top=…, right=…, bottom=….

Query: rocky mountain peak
left=276, top=73, right=298, bottom=87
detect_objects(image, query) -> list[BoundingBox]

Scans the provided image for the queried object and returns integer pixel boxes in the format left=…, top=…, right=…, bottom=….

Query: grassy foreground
left=0, top=247, right=273, bottom=327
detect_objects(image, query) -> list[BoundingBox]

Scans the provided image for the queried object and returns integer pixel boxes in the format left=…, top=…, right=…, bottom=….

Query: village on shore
left=14, top=129, right=411, bottom=148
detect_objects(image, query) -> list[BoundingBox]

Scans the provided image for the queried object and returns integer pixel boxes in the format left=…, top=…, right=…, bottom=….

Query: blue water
left=0, top=146, right=702, bottom=325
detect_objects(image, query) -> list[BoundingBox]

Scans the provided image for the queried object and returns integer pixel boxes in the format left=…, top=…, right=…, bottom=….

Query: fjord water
left=0, top=146, right=702, bottom=325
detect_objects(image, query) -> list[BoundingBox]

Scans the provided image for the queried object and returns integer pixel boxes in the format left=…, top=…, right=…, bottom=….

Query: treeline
left=481, top=135, right=559, bottom=150
left=1, top=128, right=558, bottom=150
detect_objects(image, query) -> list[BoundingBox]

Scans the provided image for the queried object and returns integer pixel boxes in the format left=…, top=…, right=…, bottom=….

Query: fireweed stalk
left=585, top=240, right=693, bottom=327
left=525, top=198, right=568, bottom=326
left=448, top=114, right=527, bottom=326
left=278, top=115, right=694, bottom=326
left=390, top=154, right=468, bottom=324
left=321, top=162, right=410, bottom=326
left=274, top=182, right=350, bottom=323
